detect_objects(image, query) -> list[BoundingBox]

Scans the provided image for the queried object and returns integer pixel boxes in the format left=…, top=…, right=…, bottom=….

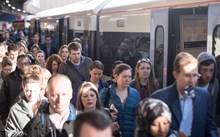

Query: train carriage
left=28, top=0, right=220, bottom=87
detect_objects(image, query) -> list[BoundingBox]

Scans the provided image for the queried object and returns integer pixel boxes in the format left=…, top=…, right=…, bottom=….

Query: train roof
left=30, top=0, right=109, bottom=19
left=100, top=0, right=218, bottom=15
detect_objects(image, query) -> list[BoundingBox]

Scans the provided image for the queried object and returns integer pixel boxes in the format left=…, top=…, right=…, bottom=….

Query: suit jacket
left=151, top=82, right=218, bottom=137
left=40, top=44, right=57, bottom=59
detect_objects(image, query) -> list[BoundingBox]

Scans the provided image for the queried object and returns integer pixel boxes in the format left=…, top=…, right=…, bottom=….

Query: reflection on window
left=213, top=25, right=220, bottom=56
left=154, top=26, right=164, bottom=87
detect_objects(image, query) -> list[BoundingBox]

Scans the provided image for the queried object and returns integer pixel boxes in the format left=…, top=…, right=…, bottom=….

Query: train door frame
left=150, top=8, right=169, bottom=88
left=207, top=3, right=220, bottom=56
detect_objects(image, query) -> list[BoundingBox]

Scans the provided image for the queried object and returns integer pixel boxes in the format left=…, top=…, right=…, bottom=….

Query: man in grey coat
left=58, top=42, right=92, bottom=105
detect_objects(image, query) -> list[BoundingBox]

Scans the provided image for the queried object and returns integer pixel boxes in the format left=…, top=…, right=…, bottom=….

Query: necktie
left=179, top=96, right=193, bottom=137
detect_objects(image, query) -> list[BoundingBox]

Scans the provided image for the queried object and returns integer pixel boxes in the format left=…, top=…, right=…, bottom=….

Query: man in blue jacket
left=23, top=74, right=76, bottom=137
left=151, top=52, right=218, bottom=137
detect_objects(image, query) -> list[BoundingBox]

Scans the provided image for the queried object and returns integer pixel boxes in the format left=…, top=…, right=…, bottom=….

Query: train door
left=207, top=3, right=220, bottom=56
left=150, top=8, right=169, bottom=88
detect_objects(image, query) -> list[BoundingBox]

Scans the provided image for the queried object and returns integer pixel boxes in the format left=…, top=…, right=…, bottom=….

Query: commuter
left=106, top=60, right=123, bottom=86
left=0, top=55, right=31, bottom=125
left=135, top=98, right=185, bottom=137
left=89, top=60, right=109, bottom=92
left=0, top=42, right=7, bottom=68
left=58, top=42, right=92, bottom=105
left=76, top=82, right=102, bottom=111
left=16, top=41, right=28, bottom=55
left=23, top=74, right=76, bottom=137
left=116, top=41, right=131, bottom=65
left=40, top=35, right=57, bottom=59
left=8, top=43, right=19, bottom=71
left=100, top=63, right=141, bottom=137
left=58, top=44, right=69, bottom=61
left=131, top=58, right=159, bottom=100
left=35, top=50, right=45, bottom=68
left=151, top=52, right=218, bottom=137
left=28, top=32, right=41, bottom=51
left=30, top=44, right=40, bottom=57
left=24, top=65, right=51, bottom=98
left=0, top=57, right=12, bottom=91
left=45, top=54, right=62, bottom=75
left=74, top=110, right=112, bottom=137
left=197, top=52, right=219, bottom=113
left=76, top=81, right=120, bottom=136
left=0, top=57, right=12, bottom=136
left=5, top=75, right=41, bottom=137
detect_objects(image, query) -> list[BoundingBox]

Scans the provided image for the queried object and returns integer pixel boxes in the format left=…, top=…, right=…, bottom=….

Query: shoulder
left=128, top=87, right=139, bottom=95
left=59, top=61, right=68, bottom=67
left=82, top=56, right=92, bottom=63
left=8, top=102, right=21, bottom=114
left=151, top=84, right=176, bottom=99
left=194, top=87, right=210, bottom=98
left=68, top=104, right=77, bottom=120
left=128, top=87, right=141, bottom=101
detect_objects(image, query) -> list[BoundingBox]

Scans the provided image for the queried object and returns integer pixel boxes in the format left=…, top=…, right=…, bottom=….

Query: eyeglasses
left=183, top=73, right=201, bottom=79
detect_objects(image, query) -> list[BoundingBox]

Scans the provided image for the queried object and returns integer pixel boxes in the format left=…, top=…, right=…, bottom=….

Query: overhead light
left=23, top=10, right=26, bottom=13
left=5, top=0, right=9, bottom=3
left=8, top=4, right=11, bottom=7
left=12, top=6, right=15, bottom=10
left=17, top=9, right=21, bottom=12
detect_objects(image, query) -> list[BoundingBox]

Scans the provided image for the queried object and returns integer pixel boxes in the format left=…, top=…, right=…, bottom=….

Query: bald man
left=23, top=74, right=76, bottom=137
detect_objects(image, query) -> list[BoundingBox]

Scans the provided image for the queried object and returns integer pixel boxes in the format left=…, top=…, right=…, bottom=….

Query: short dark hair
left=112, top=60, right=123, bottom=70
left=89, top=60, right=104, bottom=71
left=115, top=63, right=132, bottom=75
left=68, top=42, right=82, bottom=52
left=74, top=110, right=112, bottom=137
left=8, top=43, right=18, bottom=53
left=17, top=54, right=31, bottom=64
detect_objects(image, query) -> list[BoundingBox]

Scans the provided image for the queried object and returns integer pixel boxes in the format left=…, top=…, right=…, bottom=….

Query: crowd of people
left=0, top=30, right=219, bottom=137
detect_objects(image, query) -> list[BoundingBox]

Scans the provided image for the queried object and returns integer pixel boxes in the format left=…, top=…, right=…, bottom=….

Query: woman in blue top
left=100, top=63, right=141, bottom=137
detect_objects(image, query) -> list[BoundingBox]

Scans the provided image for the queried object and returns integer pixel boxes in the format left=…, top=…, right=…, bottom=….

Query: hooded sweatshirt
left=5, top=94, right=34, bottom=137
left=197, top=52, right=219, bottom=113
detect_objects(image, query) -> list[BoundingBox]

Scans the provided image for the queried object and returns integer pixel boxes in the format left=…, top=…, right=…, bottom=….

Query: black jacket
left=0, top=68, right=22, bottom=122
left=40, top=44, right=57, bottom=59
left=23, top=103, right=76, bottom=137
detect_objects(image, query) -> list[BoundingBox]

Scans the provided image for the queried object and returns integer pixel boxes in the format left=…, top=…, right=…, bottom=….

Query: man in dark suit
left=40, top=35, right=57, bottom=59
left=151, top=52, right=218, bottom=137
left=28, top=32, right=41, bottom=51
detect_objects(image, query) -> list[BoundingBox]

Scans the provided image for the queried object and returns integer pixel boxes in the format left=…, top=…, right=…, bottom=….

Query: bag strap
left=66, top=60, right=86, bottom=81
left=104, top=88, right=111, bottom=108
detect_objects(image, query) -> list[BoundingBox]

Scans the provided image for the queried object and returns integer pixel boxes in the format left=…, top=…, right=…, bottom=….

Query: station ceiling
left=0, top=0, right=27, bottom=13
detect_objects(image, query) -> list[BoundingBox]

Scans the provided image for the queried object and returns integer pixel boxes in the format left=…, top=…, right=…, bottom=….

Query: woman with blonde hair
left=76, top=82, right=102, bottom=111
left=16, top=42, right=28, bottom=55
left=131, top=59, right=159, bottom=100
left=58, top=44, right=69, bottom=61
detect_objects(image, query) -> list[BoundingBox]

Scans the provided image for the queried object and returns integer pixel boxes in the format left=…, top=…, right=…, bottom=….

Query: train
left=26, top=0, right=220, bottom=87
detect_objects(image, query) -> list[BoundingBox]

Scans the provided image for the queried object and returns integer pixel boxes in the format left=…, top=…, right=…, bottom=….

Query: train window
left=213, top=25, right=220, bottom=56
left=154, top=26, right=164, bottom=87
